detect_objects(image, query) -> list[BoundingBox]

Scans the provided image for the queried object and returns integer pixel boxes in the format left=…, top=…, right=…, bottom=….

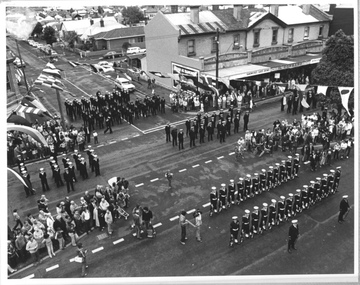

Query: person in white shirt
left=193, top=209, right=203, bottom=242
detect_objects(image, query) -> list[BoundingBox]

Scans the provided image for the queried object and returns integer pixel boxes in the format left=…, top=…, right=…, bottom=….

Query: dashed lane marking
left=205, top=160, right=212, bottom=164
left=22, top=274, right=35, bottom=279
left=202, top=202, right=211, bottom=207
left=113, top=238, right=124, bottom=245
left=153, top=222, right=162, bottom=228
left=45, top=264, right=59, bottom=272
left=170, top=215, right=179, bottom=221
left=69, top=257, right=75, bottom=263
left=92, top=246, right=104, bottom=253
left=229, top=152, right=235, bottom=155
left=133, top=134, right=140, bottom=137
left=179, top=169, right=187, bottom=172
left=150, top=178, right=159, bottom=182
left=186, top=209, right=196, bottom=214
left=108, top=141, right=116, bottom=145
left=217, top=156, right=224, bottom=159
left=97, top=144, right=104, bottom=148
left=121, top=138, right=128, bottom=141
left=135, top=183, right=144, bottom=187
left=192, top=164, right=200, bottom=168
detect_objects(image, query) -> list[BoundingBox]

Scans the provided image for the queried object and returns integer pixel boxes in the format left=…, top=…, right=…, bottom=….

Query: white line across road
left=205, top=160, right=212, bottom=164
left=217, top=156, right=224, bottom=159
left=121, top=138, right=128, bottom=141
left=179, top=169, right=187, bottom=172
left=113, top=238, right=124, bottom=245
left=108, top=141, right=116, bottom=145
left=69, top=257, right=75, bottom=263
left=150, top=178, right=159, bottom=182
left=133, top=134, right=140, bottom=137
left=202, top=202, right=211, bottom=208
left=22, top=274, right=35, bottom=279
left=192, top=164, right=200, bottom=168
left=97, top=144, right=104, bottom=148
left=143, top=119, right=188, bottom=134
left=186, top=209, right=196, bottom=214
left=135, top=183, right=144, bottom=187
left=45, top=264, right=59, bottom=272
left=170, top=215, right=179, bottom=221
left=92, top=246, right=104, bottom=254
left=153, top=222, right=162, bottom=228
left=229, top=152, right=235, bottom=155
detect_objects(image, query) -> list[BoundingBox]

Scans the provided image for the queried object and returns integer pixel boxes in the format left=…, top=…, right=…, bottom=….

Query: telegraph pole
left=215, top=28, right=220, bottom=108
left=15, top=39, right=29, bottom=93
left=55, top=89, right=66, bottom=128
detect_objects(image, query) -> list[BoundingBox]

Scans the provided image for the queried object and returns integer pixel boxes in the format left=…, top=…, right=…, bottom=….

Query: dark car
left=103, top=51, right=122, bottom=59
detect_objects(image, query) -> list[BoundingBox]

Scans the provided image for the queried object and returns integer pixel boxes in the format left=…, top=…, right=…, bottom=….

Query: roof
left=61, top=17, right=122, bottom=36
left=277, top=5, right=331, bottom=25
left=92, top=26, right=145, bottom=40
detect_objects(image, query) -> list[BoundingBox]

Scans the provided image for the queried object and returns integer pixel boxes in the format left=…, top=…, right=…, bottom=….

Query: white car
left=126, top=47, right=146, bottom=54
left=98, top=61, right=113, bottom=68
left=115, top=77, right=135, bottom=92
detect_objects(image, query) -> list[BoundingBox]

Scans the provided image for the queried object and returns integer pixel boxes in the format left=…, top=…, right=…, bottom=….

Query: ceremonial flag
left=301, top=98, right=310, bottom=108
left=338, top=87, right=353, bottom=115
left=15, top=104, right=43, bottom=115
left=124, top=73, right=132, bottom=81
left=46, top=62, right=63, bottom=71
left=200, top=75, right=213, bottom=86
left=149, top=71, right=170, bottom=78
left=42, top=68, right=62, bottom=78
left=68, top=60, right=81, bottom=68
left=316, top=86, right=328, bottom=95
left=34, top=74, right=64, bottom=91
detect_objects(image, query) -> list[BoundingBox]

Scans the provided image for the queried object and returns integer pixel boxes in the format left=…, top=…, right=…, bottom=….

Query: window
left=136, top=36, right=144, bottom=42
left=129, top=38, right=135, bottom=44
left=272, top=28, right=278, bottom=45
left=211, top=37, right=217, bottom=53
left=253, top=29, right=260, bottom=47
left=233, top=34, right=240, bottom=49
left=288, top=28, right=294, bottom=43
left=304, top=26, right=310, bottom=40
left=318, top=26, right=323, bottom=38
left=187, top=39, right=195, bottom=56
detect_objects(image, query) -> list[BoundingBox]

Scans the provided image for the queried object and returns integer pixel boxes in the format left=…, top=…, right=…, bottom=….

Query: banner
left=317, top=85, right=328, bottom=95
left=301, top=98, right=310, bottom=108
left=338, top=87, right=353, bottom=115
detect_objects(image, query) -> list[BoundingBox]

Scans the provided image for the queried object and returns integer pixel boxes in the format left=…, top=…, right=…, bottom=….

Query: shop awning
left=202, top=64, right=271, bottom=81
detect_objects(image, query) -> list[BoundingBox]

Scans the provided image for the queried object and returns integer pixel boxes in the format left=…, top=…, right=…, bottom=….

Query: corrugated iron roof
left=176, top=21, right=227, bottom=36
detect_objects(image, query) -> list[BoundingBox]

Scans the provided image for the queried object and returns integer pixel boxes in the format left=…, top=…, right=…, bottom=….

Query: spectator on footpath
left=15, top=231, right=27, bottom=263
left=42, top=233, right=55, bottom=258
left=193, top=209, right=203, bottom=242
left=179, top=210, right=195, bottom=245
left=132, top=206, right=142, bottom=239
left=12, top=209, right=23, bottom=231
left=76, top=242, right=89, bottom=277
left=26, top=235, right=41, bottom=265
left=142, top=207, right=156, bottom=237
left=55, top=227, right=65, bottom=250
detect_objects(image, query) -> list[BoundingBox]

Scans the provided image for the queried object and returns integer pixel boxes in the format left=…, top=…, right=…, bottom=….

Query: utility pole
left=55, top=89, right=66, bottom=128
left=215, top=28, right=220, bottom=108
left=15, top=39, right=29, bottom=93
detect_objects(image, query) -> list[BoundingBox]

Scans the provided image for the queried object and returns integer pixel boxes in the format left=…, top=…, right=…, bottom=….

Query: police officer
left=301, top=185, right=309, bottom=210
left=242, top=209, right=252, bottom=238
left=260, top=203, right=268, bottom=232
left=328, top=169, right=335, bottom=195
left=236, top=177, right=244, bottom=203
left=286, top=156, right=293, bottom=180
left=294, top=189, right=302, bottom=214
left=219, top=121, right=226, bottom=143
left=165, top=124, right=171, bottom=142
left=189, top=126, right=196, bottom=147
left=244, top=174, right=251, bottom=198
left=292, top=153, right=300, bottom=178
left=285, top=193, right=294, bottom=219
left=228, top=180, right=236, bottom=206
left=266, top=166, right=273, bottom=191
left=334, top=166, right=341, bottom=192
left=308, top=181, right=316, bottom=206
left=338, top=195, right=350, bottom=223
left=279, top=160, right=287, bottom=183
left=268, top=199, right=277, bottom=229
left=93, top=155, right=100, bottom=176
left=80, top=157, right=89, bottom=180
left=252, top=206, right=260, bottom=235
left=209, top=187, right=218, bottom=216
left=64, top=168, right=75, bottom=193
left=277, top=196, right=286, bottom=224
left=229, top=216, right=240, bottom=246
left=243, top=110, right=249, bottom=131
left=314, top=177, right=322, bottom=203
left=178, top=129, right=184, bottom=150
left=68, top=162, right=77, bottom=182
left=273, top=163, right=280, bottom=187
left=207, top=121, right=214, bottom=142
left=219, top=183, right=227, bottom=211
left=54, top=164, right=64, bottom=187
left=234, top=113, right=240, bottom=133
left=39, top=168, right=50, bottom=192
left=288, top=220, right=300, bottom=253
left=260, top=169, right=266, bottom=192
left=104, top=116, right=113, bottom=134
left=73, top=150, right=80, bottom=171
left=199, top=124, right=205, bottom=144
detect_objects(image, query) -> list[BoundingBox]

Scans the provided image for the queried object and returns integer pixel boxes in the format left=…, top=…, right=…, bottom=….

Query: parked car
left=115, top=77, right=135, bottom=92
left=13, top=57, right=26, bottom=67
left=126, top=47, right=146, bottom=54
left=103, top=51, right=122, bottom=59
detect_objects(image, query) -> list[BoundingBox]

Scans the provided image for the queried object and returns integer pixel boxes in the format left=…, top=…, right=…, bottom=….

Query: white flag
left=317, top=86, right=328, bottom=95
left=338, top=87, right=353, bottom=115
left=301, top=98, right=310, bottom=108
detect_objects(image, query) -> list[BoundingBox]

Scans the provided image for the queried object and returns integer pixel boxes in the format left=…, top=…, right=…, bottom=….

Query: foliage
left=31, top=22, right=43, bottom=37
left=43, top=26, right=57, bottom=45
left=98, top=6, right=104, bottom=16
left=121, top=6, right=144, bottom=24
left=122, top=42, right=131, bottom=52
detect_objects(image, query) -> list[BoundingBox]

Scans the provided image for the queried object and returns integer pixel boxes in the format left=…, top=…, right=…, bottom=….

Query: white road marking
left=132, top=233, right=136, bottom=237
left=121, top=138, right=128, bottom=141
left=203, top=202, right=211, bottom=207
left=179, top=169, right=187, bottom=172
left=186, top=209, right=196, bottom=214
left=150, top=178, right=159, bottom=182
left=109, top=141, right=116, bottom=145
left=133, top=134, right=140, bottom=137
left=170, top=215, right=179, bottom=221
left=92, top=246, right=104, bottom=253
left=192, top=164, right=200, bottom=168
left=129, top=124, right=145, bottom=134
left=97, top=144, right=104, bottom=148
left=69, top=257, right=75, bottom=263
left=217, top=156, right=224, bottom=159
left=45, top=264, right=59, bottom=272
left=22, top=274, right=35, bottom=279
left=205, top=160, right=212, bottom=164
left=229, top=152, right=235, bottom=155
left=153, top=222, right=162, bottom=228
left=135, top=183, right=144, bottom=187
left=113, top=238, right=124, bottom=245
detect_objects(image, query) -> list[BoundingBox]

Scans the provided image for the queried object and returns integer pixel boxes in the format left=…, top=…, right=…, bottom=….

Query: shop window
left=187, top=39, right=195, bottom=56
left=211, top=37, right=217, bottom=53
left=288, top=28, right=294, bottom=43
left=272, top=28, right=278, bottom=45
left=253, top=29, right=260, bottom=47
left=233, top=34, right=240, bottom=50
left=318, top=26, right=323, bottom=39
left=304, top=26, right=310, bottom=40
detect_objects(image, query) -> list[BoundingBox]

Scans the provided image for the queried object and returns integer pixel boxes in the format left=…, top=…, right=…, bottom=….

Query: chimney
left=270, top=5, right=279, bottom=17
left=90, top=18, right=94, bottom=25
left=171, top=5, right=178, bottom=13
left=233, top=5, right=243, bottom=21
left=100, top=17, right=104, bottom=27
left=212, top=5, right=219, bottom=11
left=190, top=6, right=200, bottom=24
left=302, top=4, right=311, bottom=15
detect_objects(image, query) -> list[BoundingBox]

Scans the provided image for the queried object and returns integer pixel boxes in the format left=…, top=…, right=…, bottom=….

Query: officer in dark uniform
left=334, top=166, right=341, bottom=192
left=268, top=199, right=277, bottom=229
left=301, top=185, right=309, bottom=210
left=229, top=216, right=240, bottom=246
left=243, top=110, right=249, bottom=131
left=80, top=157, right=89, bottom=180
left=285, top=193, right=294, bottom=220
left=321, top=174, right=329, bottom=198
left=171, top=126, right=178, bottom=147
left=165, top=124, right=171, bottom=142
left=86, top=146, right=93, bottom=170
left=279, top=160, right=286, bottom=183
left=227, top=179, right=235, bottom=206
left=39, top=168, right=50, bottom=192
left=225, top=117, right=231, bottom=136
left=260, top=203, right=268, bottom=232
left=236, top=177, right=244, bottom=203
left=199, top=124, right=205, bottom=144
left=178, top=129, right=184, bottom=150
left=338, top=195, right=350, bottom=223
left=234, top=113, right=240, bottom=134
left=104, top=116, right=113, bottom=133
left=54, top=164, right=64, bottom=187
left=22, top=170, right=34, bottom=197
left=219, top=121, right=226, bottom=143
left=260, top=169, right=266, bottom=192
left=288, top=220, right=300, bottom=253
left=189, top=126, right=196, bottom=147
left=209, top=187, right=218, bottom=216
left=219, top=183, right=227, bottom=211
left=294, top=189, right=302, bottom=214
left=252, top=206, right=260, bottom=235
left=314, top=177, right=322, bottom=202
left=277, top=196, right=286, bottom=224
left=286, top=156, right=293, bottom=180
left=93, top=155, right=100, bottom=176
left=207, top=121, right=214, bottom=141
left=308, top=181, right=316, bottom=206
left=244, top=174, right=251, bottom=198
left=63, top=168, right=74, bottom=193
left=242, top=209, right=252, bottom=238
left=252, top=173, right=259, bottom=196
left=328, top=169, right=335, bottom=195
left=266, top=166, right=273, bottom=191
left=68, top=162, right=77, bottom=182
left=273, top=163, right=280, bottom=187
left=292, top=153, right=300, bottom=177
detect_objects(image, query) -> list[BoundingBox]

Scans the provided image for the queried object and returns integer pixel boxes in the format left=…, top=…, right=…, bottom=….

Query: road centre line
left=192, top=164, right=200, bottom=168
left=135, top=183, right=144, bottom=187
left=108, top=141, right=116, bottom=145
left=205, top=160, right=212, bottom=163
left=229, top=152, right=235, bottom=155
left=202, top=202, right=211, bottom=207
left=92, top=246, right=104, bottom=253
left=45, top=264, right=59, bottom=272
left=113, top=238, right=125, bottom=245
left=22, top=274, right=35, bottom=279
left=150, top=178, right=159, bottom=182
left=144, top=119, right=188, bottom=132
left=97, top=144, right=104, bottom=148
left=170, top=215, right=179, bottom=221
left=179, top=169, right=187, bottom=172
left=186, top=209, right=196, bottom=214
left=121, top=138, right=128, bottom=141
left=153, top=222, right=162, bottom=228
left=133, top=134, right=140, bottom=137
left=217, top=156, right=224, bottom=159
left=69, top=257, right=75, bottom=263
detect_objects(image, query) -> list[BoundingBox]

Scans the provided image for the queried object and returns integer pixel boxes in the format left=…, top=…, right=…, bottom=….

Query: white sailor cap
left=245, top=209, right=250, bottom=214
left=66, top=158, right=70, bottom=161
left=81, top=157, right=85, bottom=161
left=342, top=195, right=348, bottom=198
left=211, top=187, right=216, bottom=190
left=246, top=174, right=251, bottom=178
left=292, top=220, right=298, bottom=224
left=253, top=206, right=259, bottom=210
left=262, top=203, right=268, bottom=207
left=239, top=178, right=244, bottom=181
left=330, top=170, right=335, bottom=173
left=281, top=160, right=286, bottom=163
left=21, top=170, right=27, bottom=174
left=275, top=163, right=280, bottom=166
left=296, top=189, right=301, bottom=193
left=280, top=196, right=285, bottom=200
left=271, top=199, right=277, bottom=203
left=303, top=185, right=308, bottom=188
left=88, top=145, right=92, bottom=148
left=221, top=183, right=226, bottom=187
left=261, top=169, right=266, bottom=172
left=20, top=163, right=24, bottom=166
left=295, top=153, right=300, bottom=156
left=232, top=216, right=238, bottom=220
left=49, top=156, right=54, bottom=160
left=230, top=179, right=234, bottom=183
left=269, top=166, right=273, bottom=169
left=323, top=174, right=328, bottom=177
left=288, top=193, right=294, bottom=197
left=310, top=181, right=315, bottom=184
left=90, top=149, right=94, bottom=152
left=93, top=155, right=97, bottom=158
left=20, top=167, right=25, bottom=171
left=316, top=177, right=321, bottom=180
left=288, top=156, right=292, bottom=159
left=51, top=160, right=56, bottom=164
left=40, top=168, right=44, bottom=171
left=68, top=162, right=72, bottom=165
left=254, top=173, right=258, bottom=176
left=336, top=166, right=341, bottom=170
left=54, top=164, right=59, bottom=168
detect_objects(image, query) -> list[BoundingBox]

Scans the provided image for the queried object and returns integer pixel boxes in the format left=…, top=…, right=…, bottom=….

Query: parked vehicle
left=13, top=57, right=26, bottom=67
left=103, top=51, right=122, bottom=59
left=115, top=77, right=135, bottom=92
left=126, top=47, right=146, bottom=54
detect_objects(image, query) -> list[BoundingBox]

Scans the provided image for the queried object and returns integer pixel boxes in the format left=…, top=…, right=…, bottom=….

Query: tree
left=121, top=6, right=144, bottom=25
left=122, top=42, right=131, bottom=53
left=31, top=22, right=43, bottom=37
left=43, top=26, right=57, bottom=45
left=63, top=31, right=79, bottom=48
left=311, top=29, right=354, bottom=112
